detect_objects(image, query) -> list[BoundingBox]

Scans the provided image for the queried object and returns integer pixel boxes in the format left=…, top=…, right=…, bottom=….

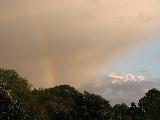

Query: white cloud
left=108, top=72, right=145, bottom=84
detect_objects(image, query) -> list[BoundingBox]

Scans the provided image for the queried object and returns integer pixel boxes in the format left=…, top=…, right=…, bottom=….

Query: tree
left=32, top=85, right=82, bottom=120
left=129, top=102, right=144, bottom=120
left=138, top=89, right=160, bottom=120
left=2, top=68, right=160, bottom=120
left=0, top=68, right=35, bottom=120
left=111, top=103, right=131, bottom=120
left=32, top=85, right=112, bottom=120
left=82, top=91, right=111, bottom=120
left=0, top=88, right=23, bottom=120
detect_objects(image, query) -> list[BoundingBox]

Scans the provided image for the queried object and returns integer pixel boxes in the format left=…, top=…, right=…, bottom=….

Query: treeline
left=0, top=68, right=160, bottom=120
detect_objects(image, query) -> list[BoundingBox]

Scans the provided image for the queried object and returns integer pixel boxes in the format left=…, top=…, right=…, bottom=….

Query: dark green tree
left=32, top=85, right=112, bottom=120
left=138, top=89, right=160, bottom=120
left=32, top=85, right=76, bottom=120
left=0, top=88, right=23, bottom=120
left=129, top=102, right=144, bottom=120
left=2, top=68, right=160, bottom=120
left=0, top=68, right=35, bottom=120
left=82, top=91, right=111, bottom=120
left=111, top=103, right=131, bottom=120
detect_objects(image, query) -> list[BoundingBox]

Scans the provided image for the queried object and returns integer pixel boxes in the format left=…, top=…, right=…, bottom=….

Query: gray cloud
left=81, top=76, right=160, bottom=105
left=0, top=0, right=160, bottom=88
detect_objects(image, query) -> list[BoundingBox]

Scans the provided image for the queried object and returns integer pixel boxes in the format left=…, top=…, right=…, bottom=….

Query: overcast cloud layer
left=0, top=0, right=160, bottom=88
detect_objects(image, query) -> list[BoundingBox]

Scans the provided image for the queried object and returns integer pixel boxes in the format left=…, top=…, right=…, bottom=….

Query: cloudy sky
left=0, top=0, right=160, bottom=104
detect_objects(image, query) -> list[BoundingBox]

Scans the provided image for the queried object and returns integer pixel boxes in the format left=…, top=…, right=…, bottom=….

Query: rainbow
left=43, top=58, right=59, bottom=87
left=36, top=30, right=59, bottom=87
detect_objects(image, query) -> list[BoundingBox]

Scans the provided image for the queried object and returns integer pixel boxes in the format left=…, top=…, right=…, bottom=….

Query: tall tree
left=138, top=89, right=160, bottom=120
left=0, top=68, right=35, bottom=120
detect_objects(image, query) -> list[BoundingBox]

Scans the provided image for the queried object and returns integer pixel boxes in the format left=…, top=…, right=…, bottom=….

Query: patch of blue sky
left=101, top=33, right=160, bottom=81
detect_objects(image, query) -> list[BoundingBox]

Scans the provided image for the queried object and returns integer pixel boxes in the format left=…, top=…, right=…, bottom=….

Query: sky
left=0, top=0, right=160, bottom=104
left=82, top=35, right=160, bottom=105
left=101, top=34, right=160, bottom=80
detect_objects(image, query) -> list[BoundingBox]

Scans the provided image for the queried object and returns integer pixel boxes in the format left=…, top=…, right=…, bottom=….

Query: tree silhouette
left=0, top=68, right=160, bottom=120
left=138, top=88, right=160, bottom=120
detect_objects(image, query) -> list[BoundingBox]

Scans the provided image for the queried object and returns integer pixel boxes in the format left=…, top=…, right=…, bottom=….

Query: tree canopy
left=0, top=68, right=160, bottom=120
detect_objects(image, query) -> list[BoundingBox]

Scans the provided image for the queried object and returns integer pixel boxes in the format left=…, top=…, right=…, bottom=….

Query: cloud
left=81, top=73, right=160, bottom=105
left=0, top=0, right=160, bottom=87
left=108, top=72, right=145, bottom=84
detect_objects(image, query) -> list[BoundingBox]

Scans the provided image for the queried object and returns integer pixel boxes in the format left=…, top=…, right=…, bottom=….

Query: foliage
left=138, top=89, right=160, bottom=120
left=0, top=68, right=160, bottom=120
left=111, top=103, right=131, bottom=120
left=129, top=102, right=144, bottom=120
left=0, top=68, right=35, bottom=119
left=0, top=88, right=22, bottom=120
